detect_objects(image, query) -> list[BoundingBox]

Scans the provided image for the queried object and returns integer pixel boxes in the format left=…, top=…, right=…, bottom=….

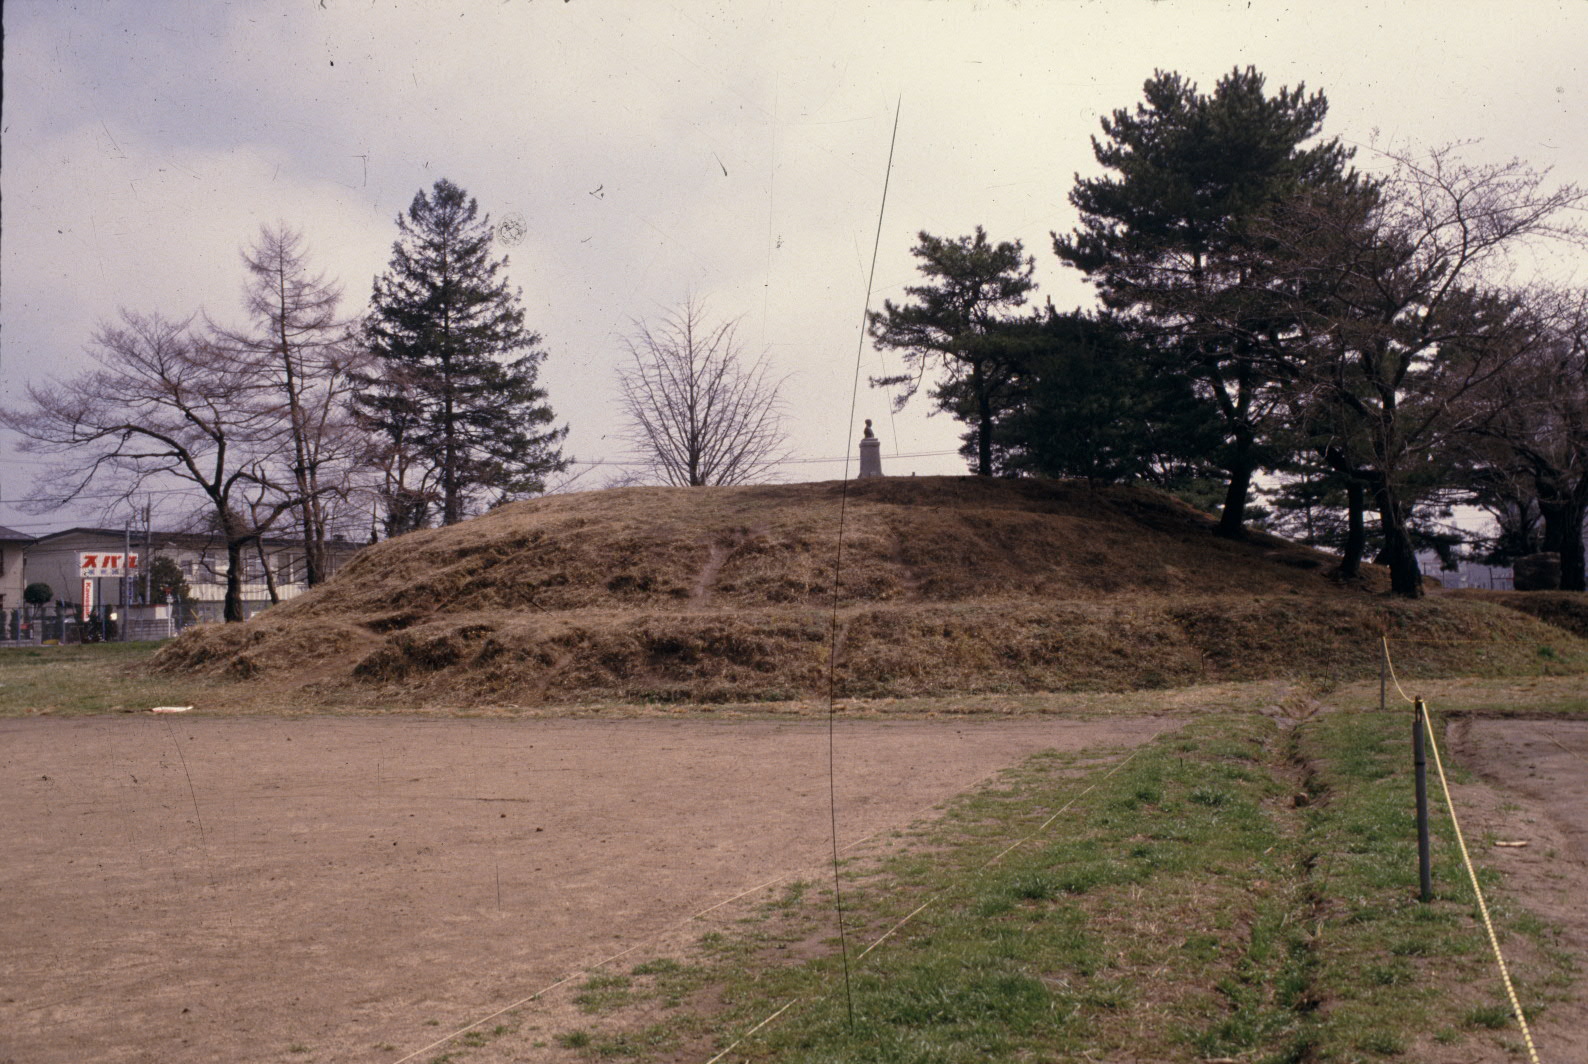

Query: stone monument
left=858, top=419, right=883, bottom=478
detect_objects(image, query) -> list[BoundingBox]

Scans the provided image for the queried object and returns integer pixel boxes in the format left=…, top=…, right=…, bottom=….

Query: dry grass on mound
left=155, top=598, right=1588, bottom=708
left=248, top=478, right=1369, bottom=623
left=1450, top=589, right=1588, bottom=638
left=151, top=478, right=1588, bottom=707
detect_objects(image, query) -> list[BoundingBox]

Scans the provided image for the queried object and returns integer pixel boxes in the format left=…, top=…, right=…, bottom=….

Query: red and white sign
left=78, top=552, right=139, bottom=577
left=81, top=579, right=94, bottom=622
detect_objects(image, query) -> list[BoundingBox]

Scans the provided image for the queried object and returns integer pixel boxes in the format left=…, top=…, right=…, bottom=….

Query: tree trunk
left=301, top=487, right=330, bottom=586
left=1216, top=457, right=1255, bottom=539
left=442, top=351, right=463, bottom=525
left=224, top=538, right=247, bottom=622
left=1337, top=479, right=1367, bottom=579
left=975, top=361, right=993, bottom=476
left=1373, top=483, right=1424, bottom=598
left=1562, top=523, right=1586, bottom=593
left=257, top=539, right=281, bottom=606
left=1539, top=496, right=1587, bottom=593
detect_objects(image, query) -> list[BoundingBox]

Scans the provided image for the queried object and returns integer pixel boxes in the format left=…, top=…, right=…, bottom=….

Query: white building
left=0, top=526, right=32, bottom=615
left=25, top=527, right=362, bottom=624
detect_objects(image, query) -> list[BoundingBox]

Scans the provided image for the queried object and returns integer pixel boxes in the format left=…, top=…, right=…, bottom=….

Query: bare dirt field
left=0, top=714, right=1168, bottom=1064
left=1451, top=718, right=1588, bottom=1063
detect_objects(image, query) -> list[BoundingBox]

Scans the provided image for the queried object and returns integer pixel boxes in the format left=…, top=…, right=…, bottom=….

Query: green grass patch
left=1293, top=710, right=1569, bottom=1054
left=0, top=640, right=210, bottom=716
left=573, top=973, right=635, bottom=1014
left=543, top=712, right=1571, bottom=1063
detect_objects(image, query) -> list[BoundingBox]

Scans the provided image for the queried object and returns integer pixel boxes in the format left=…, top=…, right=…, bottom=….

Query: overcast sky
left=4, top=0, right=1586, bottom=535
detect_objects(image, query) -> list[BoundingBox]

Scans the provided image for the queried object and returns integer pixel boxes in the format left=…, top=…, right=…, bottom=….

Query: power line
left=564, top=448, right=959, bottom=471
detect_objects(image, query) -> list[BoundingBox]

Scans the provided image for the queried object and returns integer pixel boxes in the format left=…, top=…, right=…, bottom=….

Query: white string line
left=702, top=998, right=800, bottom=1064
left=705, top=737, right=1160, bottom=1058
left=385, top=946, right=644, bottom=1064
left=857, top=739, right=1155, bottom=962
left=384, top=736, right=1039, bottom=1064
left=690, top=756, right=1026, bottom=923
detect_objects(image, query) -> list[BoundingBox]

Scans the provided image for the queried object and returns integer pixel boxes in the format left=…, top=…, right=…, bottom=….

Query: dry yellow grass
left=152, top=477, right=1588, bottom=706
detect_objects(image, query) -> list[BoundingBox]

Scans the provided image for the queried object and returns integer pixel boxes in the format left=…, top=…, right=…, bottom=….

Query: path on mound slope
left=153, top=478, right=1588, bottom=705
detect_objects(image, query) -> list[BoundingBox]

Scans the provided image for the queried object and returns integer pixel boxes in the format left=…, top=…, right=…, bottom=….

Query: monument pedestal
left=858, top=436, right=883, bottom=478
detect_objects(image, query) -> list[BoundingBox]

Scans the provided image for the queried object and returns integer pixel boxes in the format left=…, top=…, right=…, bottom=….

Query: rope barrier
left=1381, top=636, right=1415, bottom=706
left=1421, top=708, right=1543, bottom=1064
left=1381, top=637, right=1544, bottom=1064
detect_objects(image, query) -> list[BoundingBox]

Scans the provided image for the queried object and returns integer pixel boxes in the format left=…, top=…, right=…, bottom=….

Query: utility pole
left=121, top=523, right=132, bottom=641
left=143, top=502, right=153, bottom=606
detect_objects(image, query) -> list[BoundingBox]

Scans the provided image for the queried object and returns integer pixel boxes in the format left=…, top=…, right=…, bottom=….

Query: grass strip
left=1297, top=709, right=1575, bottom=1058
left=547, top=712, right=1572, bottom=1064
left=0, top=641, right=211, bottom=715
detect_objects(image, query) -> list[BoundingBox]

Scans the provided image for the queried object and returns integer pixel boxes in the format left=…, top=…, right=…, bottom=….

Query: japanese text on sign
left=78, top=552, right=140, bottom=577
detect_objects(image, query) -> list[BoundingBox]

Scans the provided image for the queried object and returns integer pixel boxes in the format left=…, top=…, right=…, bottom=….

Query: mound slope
left=154, top=478, right=1588, bottom=704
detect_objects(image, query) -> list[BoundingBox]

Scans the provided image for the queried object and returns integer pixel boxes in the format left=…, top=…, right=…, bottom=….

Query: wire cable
left=822, top=93, right=902, bottom=1032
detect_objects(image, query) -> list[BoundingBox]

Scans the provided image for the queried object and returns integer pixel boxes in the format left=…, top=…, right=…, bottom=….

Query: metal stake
left=1414, top=698, right=1432, bottom=903
left=1380, top=641, right=1387, bottom=713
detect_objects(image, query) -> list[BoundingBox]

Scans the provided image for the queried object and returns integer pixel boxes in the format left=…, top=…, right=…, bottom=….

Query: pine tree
left=998, top=309, right=1222, bottom=485
left=1055, top=67, right=1358, bottom=537
left=356, top=179, right=567, bottom=530
left=869, top=228, right=1036, bottom=476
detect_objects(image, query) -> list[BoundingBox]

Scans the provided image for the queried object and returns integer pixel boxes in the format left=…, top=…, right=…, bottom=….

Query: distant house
left=0, top=526, right=34, bottom=614
left=1418, top=555, right=1515, bottom=590
left=25, top=528, right=363, bottom=624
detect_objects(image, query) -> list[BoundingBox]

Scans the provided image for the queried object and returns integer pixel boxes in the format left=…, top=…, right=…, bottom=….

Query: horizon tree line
left=0, top=177, right=793, bottom=621
left=870, top=66, right=1588, bottom=596
left=0, top=179, right=572, bottom=621
left=7, top=68, right=1587, bottom=612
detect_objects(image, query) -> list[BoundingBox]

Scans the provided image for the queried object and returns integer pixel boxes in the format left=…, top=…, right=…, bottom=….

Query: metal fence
left=0, top=605, right=190, bottom=646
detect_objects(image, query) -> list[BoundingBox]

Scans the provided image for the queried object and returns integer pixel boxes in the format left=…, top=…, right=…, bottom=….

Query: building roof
left=30, top=527, right=361, bottom=551
left=0, top=525, right=35, bottom=544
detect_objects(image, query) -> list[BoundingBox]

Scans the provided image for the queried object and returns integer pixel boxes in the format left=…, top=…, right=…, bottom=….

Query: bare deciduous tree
left=209, top=224, right=373, bottom=585
left=0, top=312, right=292, bottom=621
left=1272, top=145, right=1586, bottom=596
left=1462, top=288, right=1588, bottom=590
left=616, top=299, right=790, bottom=487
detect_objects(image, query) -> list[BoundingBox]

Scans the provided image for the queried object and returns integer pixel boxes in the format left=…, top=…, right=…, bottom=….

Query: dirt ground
left=1450, top=718, right=1588, bottom=1063
left=0, top=714, right=1168, bottom=1064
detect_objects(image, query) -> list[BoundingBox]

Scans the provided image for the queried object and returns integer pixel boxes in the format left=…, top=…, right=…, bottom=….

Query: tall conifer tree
left=869, top=228, right=1036, bottom=476
left=356, top=179, right=567, bottom=531
left=1055, top=67, right=1357, bottom=537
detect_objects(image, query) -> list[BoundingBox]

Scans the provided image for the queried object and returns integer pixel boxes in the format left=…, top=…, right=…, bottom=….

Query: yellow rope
left=1420, top=707, right=1542, bottom=1064
left=1382, top=637, right=1543, bottom=1063
left=1382, top=635, right=1415, bottom=705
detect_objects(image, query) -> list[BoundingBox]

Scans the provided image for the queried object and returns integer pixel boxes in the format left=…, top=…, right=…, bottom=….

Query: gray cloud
left=4, top=0, right=1585, bottom=531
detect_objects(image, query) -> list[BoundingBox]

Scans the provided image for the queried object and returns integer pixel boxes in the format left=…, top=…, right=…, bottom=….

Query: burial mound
left=153, top=478, right=1588, bottom=705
